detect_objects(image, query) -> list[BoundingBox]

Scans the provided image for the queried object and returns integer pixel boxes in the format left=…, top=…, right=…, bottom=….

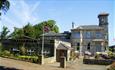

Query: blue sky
left=0, top=0, right=115, bottom=46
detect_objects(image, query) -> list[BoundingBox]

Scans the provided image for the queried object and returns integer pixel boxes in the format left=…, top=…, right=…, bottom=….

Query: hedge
left=83, top=59, right=115, bottom=65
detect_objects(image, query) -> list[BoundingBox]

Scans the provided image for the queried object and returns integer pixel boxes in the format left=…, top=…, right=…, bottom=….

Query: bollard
left=60, top=56, right=66, bottom=68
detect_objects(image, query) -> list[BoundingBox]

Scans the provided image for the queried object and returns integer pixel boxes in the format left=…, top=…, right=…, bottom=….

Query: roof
left=98, top=13, right=109, bottom=17
left=57, top=43, right=71, bottom=50
left=40, top=31, right=66, bottom=37
left=92, top=39, right=105, bottom=42
left=109, top=45, right=115, bottom=48
left=72, top=25, right=104, bottom=30
left=59, top=39, right=70, bottom=43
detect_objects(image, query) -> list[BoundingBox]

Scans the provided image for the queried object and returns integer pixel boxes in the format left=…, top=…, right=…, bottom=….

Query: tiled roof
left=57, top=43, right=71, bottom=50
left=40, top=31, right=66, bottom=36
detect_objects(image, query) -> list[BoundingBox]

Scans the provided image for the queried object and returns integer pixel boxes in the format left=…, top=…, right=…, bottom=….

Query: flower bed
left=0, top=54, right=41, bottom=64
left=0, top=50, right=43, bottom=64
left=17, top=55, right=39, bottom=63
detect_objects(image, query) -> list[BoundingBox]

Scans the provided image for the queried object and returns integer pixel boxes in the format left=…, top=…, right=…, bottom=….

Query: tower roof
left=98, top=12, right=109, bottom=18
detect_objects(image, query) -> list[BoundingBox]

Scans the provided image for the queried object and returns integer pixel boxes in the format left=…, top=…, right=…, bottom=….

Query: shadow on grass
left=0, top=66, right=23, bottom=70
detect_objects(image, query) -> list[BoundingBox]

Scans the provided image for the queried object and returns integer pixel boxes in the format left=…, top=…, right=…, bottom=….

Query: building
left=40, top=31, right=72, bottom=62
left=71, top=13, right=109, bottom=55
left=40, top=31, right=71, bottom=40
left=1, top=32, right=72, bottom=63
left=40, top=31, right=67, bottom=40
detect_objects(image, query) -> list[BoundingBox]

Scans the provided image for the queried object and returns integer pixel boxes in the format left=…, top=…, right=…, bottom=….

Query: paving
left=0, top=57, right=107, bottom=70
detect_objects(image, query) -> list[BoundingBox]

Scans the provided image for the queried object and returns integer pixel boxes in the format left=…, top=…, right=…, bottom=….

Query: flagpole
left=41, top=24, right=44, bottom=64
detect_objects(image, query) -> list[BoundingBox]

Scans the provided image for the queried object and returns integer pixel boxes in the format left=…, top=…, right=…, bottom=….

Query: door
left=96, top=43, right=101, bottom=52
left=56, top=50, right=67, bottom=62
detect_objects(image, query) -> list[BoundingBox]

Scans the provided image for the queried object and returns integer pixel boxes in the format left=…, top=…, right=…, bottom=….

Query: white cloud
left=1, top=0, right=40, bottom=31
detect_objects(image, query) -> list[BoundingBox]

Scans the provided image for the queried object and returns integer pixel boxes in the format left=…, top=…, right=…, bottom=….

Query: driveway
left=0, top=57, right=107, bottom=70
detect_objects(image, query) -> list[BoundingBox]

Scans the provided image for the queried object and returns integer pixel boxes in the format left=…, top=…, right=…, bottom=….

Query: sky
left=0, top=0, right=115, bottom=46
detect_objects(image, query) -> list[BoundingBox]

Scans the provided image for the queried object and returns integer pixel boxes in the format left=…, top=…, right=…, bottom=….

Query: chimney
left=72, top=22, right=75, bottom=29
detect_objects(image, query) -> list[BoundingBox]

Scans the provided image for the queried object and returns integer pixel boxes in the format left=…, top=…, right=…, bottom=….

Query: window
left=77, top=43, right=80, bottom=51
left=83, top=31, right=92, bottom=39
left=95, top=32, right=102, bottom=38
left=87, top=43, right=90, bottom=50
left=72, top=32, right=80, bottom=38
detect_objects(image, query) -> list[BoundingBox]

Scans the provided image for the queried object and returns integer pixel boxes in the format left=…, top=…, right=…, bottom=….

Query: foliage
left=0, top=0, right=10, bottom=16
left=19, top=44, right=27, bottom=55
left=95, top=54, right=100, bottom=59
left=34, top=20, right=59, bottom=38
left=109, top=48, right=115, bottom=52
left=47, top=20, right=59, bottom=33
left=10, top=27, right=24, bottom=39
left=108, top=51, right=113, bottom=56
left=23, top=23, right=35, bottom=38
left=0, top=50, right=11, bottom=57
left=0, top=26, right=10, bottom=40
left=110, top=62, right=115, bottom=70
left=107, top=62, right=115, bottom=70
left=70, top=51, right=78, bottom=60
left=94, top=51, right=115, bottom=60
left=0, top=43, right=3, bottom=53
left=11, top=20, right=59, bottom=39
left=11, top=23, right=35, bottom=39
left=17, top=55, right=39, bottom=63
left=83, top=59, right=113, bottom=65
left=108, top=51, right=115, bottom=59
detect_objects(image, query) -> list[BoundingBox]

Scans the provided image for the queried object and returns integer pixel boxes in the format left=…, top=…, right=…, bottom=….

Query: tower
left=98, top=13, right=109, bottom=26
left=98, top=13, right=109, bottom=46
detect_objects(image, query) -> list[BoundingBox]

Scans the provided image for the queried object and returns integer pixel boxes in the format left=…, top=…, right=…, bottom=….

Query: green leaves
left=33, top=20, right=59, bottom=38
left=0, top=26, right=10, bottom=39
left=23, top=23, right=35, bottom=38
left=10, top=27, right=24, bottom=39
left=9, top=20, right=59, bottom=39
left=0, top=0, right=10, bottom=16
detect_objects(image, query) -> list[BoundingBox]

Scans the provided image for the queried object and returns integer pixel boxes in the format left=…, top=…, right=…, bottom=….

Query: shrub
left=70, top=51, right=78, bottom=60
left=0, top=43, right=3, bottom=53
left=19, top=45, right=27, bottom=55
left=95, top=54, right=100, bottom=59
left=32, top=57, right=38, bottom=63
left=107, top=62, right=115, bottom=70
left=1, top=50, right=11, bottom=57
left=108, top=51, right=115, bottom=59
left=17, top=55, right=39, bottom=63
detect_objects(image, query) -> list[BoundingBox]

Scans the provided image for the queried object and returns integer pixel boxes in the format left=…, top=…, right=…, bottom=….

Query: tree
left=34, top=20, right=59, bottom=38
left=0, top=0, right=10, bottom=16
left=23, top=23, right=35, bottom=38
left=11, top=20, right=59, bottom=39
left=10, top=27, right=24, bottom=39
left=34, top=21, right=45, bottom=38
left=47, top=20, right=59, bottom=33
left=0, top=26, right=10, bottom=40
